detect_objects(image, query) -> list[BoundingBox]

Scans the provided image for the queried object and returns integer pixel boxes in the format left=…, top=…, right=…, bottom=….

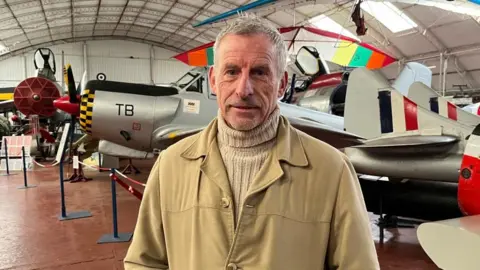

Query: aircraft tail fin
left=391, top=62, right=432, bottom=96
left=343, top=68, right=473, bottom=140
left=408, top=82, right=480, bottom=127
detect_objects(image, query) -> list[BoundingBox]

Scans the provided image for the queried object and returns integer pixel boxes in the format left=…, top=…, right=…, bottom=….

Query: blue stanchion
left=97, top=168, right=132, bottom=244
left=17, top=146, right=36, bottom=189
left=58, top=121, right=92, bottom=221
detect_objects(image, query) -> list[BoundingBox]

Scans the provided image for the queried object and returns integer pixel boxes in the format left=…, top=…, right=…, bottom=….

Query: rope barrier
left=114, top=169, right=146, bottom=187
left=78, top=161, right=145, bottom=200
left=32, top=159, right=59, bottom=168
left=78, top=161, right=111, bottom=171
left=112, top=175, right=143, bottom=200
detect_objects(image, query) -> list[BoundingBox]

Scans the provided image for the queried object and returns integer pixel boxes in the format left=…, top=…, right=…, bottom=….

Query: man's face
left=208, top=33, right=288, bottom=131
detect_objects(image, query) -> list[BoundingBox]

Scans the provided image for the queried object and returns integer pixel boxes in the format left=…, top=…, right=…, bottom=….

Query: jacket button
left=221, top=197, right=230, bottom=208
left=227, top=263, right=238, bottom=270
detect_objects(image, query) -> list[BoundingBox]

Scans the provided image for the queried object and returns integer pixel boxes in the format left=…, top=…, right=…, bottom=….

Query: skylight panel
left=309, top=14, right=360, bottom=41
left=0, top=43, right=9, bottom=56
left=361, top=1, right=418, bottom=33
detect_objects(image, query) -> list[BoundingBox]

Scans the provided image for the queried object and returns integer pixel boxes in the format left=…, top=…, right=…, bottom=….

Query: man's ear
left=208, top=66, right=217, bottom=95
left=277, top=71, right=288, bottom=98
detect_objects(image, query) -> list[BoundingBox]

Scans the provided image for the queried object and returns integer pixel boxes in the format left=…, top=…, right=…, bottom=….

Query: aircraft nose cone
left=53, top=96, right=80, bottom=116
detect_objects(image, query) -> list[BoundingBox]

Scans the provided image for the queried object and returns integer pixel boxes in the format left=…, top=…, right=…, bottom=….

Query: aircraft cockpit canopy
left=174, top=67, right=207, bottom=94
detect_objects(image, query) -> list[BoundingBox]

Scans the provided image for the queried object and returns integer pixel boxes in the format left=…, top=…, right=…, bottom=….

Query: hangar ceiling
left=1, top=0, right=480, bottom=97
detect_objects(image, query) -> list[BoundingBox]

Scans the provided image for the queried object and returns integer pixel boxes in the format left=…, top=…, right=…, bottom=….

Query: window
left=360, top=1, right=417, bottom=33
left=308, top=14, right=360, bottom=41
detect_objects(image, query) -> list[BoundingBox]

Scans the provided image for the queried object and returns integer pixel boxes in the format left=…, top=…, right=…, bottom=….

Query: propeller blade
left=65, top=64, right=78, bottom=104
left=79, top=70, right=87, bottom=95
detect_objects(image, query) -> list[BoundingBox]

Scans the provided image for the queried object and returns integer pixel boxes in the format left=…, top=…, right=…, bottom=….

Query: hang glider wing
left=173, top=26, right=396, bottom=69
left=279, top=26, right=396, bottom=69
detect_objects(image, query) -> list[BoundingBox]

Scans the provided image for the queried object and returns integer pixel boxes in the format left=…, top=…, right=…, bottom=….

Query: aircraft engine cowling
left=78, top=88, right=180, bottom=152
left=295, top=83, right=347, bottom=117
left=297, top=95, right=332, bottom=113
left=14, top=77, right=62, bottom=117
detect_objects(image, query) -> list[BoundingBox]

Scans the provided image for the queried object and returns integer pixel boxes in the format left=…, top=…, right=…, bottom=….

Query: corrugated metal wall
left=0, top=40, right=193, bottom=88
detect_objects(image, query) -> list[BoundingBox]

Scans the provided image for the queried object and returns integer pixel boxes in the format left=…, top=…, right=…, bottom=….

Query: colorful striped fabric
left=174, top=26, right=397, bottom=69
left=280, top=26, right=397, bottom=69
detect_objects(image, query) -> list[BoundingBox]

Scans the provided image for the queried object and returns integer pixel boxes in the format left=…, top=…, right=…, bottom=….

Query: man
left=124, top=13, right=380, bottom=270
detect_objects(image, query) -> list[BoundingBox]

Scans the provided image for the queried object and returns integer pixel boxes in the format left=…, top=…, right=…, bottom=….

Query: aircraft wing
left=286, top=116, right=364, bottom=149
left=352, top=134, right=459, bottom=155
left=0, top=100, right=15, bottom=113
left=152, top=124, right=208, bottom=149
left=152, top=117, right=364, bottom=150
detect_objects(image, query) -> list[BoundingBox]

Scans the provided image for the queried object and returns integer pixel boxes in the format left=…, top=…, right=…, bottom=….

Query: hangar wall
left=0, top=40, right=193, bottom=88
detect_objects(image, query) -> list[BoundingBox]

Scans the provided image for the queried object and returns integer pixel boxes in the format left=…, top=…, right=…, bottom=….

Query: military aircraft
left=0, top=48, right=71, bottom=159
left=462, top=102, right=480, bottom=115
left=386, top=61, right=480, bottom=128
left=53, top=47, right=363, bottom=160
left=415, top=128, right=480, bottom=270
left=51, top=45, right=480, bottom=226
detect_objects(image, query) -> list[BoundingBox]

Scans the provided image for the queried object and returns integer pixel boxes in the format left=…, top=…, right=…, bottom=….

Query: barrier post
left=97, top=168, right=133, bottom=244
left=58, top=121, right=92, bottom=221
left=0, top=137, right=13, bottom=176
left=17, top=146, right=36, bottom=189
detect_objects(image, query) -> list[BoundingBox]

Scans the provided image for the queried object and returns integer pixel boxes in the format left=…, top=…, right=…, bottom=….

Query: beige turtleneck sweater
left=216, top=107, right=280, bottom=222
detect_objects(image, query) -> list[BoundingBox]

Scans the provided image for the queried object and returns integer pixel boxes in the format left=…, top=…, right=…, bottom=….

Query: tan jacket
left=124, top=116, right=380, bottom=270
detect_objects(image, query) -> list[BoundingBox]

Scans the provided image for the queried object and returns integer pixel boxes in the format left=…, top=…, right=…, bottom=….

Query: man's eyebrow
left=251, top=64, right=270, bottom=70
left=223, top=63, right=241, bottom=70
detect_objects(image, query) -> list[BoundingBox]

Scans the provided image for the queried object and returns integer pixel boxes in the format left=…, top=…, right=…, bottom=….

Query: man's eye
left=252, top=69, right=267, bottom=76
left=226, top=69, right=238, bottom=76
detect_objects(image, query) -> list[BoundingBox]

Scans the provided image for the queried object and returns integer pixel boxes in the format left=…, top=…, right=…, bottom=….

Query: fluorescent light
left=308, top=14, right=360, bottom=41
left=427, top=65, right=436, bottom=69
left=361, top=1, right=418, bottom=33
left=397, top=0, right=480, bottom=17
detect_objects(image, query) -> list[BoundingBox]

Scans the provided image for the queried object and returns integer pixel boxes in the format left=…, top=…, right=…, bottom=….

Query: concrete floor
left=0, top=159, right=440, bottom=270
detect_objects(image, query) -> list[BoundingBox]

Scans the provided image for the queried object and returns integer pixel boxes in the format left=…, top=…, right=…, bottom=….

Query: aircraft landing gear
left=67, top=148, right=92, bottom=183
left=121, top=158, right=140, bottom=175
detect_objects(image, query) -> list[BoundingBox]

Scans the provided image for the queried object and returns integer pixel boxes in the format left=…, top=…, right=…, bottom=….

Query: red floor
left=0, top=159, right=439, bottom=269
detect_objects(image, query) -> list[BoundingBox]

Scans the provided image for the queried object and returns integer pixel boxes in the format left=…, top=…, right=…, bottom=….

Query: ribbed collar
left=217, top=107, right=280, bottom=148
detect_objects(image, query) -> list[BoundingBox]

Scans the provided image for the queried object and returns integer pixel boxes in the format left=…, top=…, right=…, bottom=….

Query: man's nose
left=235, top=72, right=253, bottom=98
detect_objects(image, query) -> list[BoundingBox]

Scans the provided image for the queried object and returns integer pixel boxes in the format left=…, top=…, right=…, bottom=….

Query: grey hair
left=213, top=13, right=287, bottom=78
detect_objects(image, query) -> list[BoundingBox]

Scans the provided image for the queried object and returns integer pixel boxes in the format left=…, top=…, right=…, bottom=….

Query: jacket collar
left=180, top=115, right=309, bottom=167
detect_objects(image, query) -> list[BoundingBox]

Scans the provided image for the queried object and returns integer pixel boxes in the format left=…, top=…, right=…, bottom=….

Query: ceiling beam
left=159, top=0, right=215, bottom=44
left=112, top=0, right=131, bottom=34
left=92, top=0, right=102, bottom=35
left=38, top=0, right=53, bottom=42
left=407, top=43, right=480, bottom=62
left=70, top=0, right=74, bottom=40
left=125, top=0, right=149, bottom=36
left=4, top=1, right=32, bottom=47
left=0, top=35, right=185, bottom=62
left=2, top=22, right=210, bottom=51
left=141, top=0, right=178, bottom=40
left=401, top=6, right=478, bottom=89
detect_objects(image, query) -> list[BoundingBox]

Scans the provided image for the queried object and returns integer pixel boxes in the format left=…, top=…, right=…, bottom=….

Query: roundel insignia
left=96, top=72, right=106, bottom=81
